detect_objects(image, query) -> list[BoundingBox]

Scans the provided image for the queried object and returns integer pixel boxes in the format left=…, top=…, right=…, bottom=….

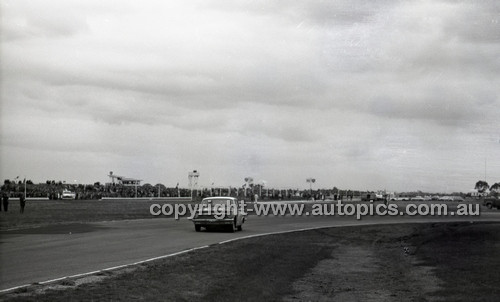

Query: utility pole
left=485, top=157, right=487, bottom=182
left=188, top=170, right=200, bottom=200
left=306, top=178, right=316, bottom=195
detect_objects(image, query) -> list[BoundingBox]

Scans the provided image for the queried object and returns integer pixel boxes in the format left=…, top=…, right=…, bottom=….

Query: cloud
left=1, top=0, right=499, bottom=191
left=1, top=0, right=91, bottom=41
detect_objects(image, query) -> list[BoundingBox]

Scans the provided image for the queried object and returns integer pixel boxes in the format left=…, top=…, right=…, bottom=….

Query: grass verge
left=0, top=199, right=194, bottom=230
left=2, top=222, right=499, bottom=301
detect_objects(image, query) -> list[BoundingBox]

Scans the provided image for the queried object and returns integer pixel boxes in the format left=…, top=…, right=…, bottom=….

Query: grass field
left=0, top=199, right=196, bottom=230
left=0, top=197, right=488, bottom=231
left=2, top=222, right=499, bottom=301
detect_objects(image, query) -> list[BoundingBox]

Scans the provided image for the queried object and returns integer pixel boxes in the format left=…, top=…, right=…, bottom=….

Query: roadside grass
left=413, top=222, right=500, bottom=301
left=0, top=199, right=196, bottom=230
left=0, top=197, right=486, bottom=231
left=3, top=222, right=499, bottom=301
left=4, top=230, right=336, bottom=301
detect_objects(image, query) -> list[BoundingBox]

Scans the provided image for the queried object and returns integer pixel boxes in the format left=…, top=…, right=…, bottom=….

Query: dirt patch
left=285, top=246, right=383, bottom=302
left=284, top=231, right=443, bottom=302
left=409, top=222, right=500, bottom=301
left=2, top=222, right=499, bottom=301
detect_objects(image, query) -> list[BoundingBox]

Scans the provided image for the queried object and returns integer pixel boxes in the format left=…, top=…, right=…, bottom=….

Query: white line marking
left=0, top=284, right=32, bottom=294
left=1, top=217, right=498, bottom=294
left=0, top=246, right=209, bottom=294
left=218, top=223, right=357, bottom=245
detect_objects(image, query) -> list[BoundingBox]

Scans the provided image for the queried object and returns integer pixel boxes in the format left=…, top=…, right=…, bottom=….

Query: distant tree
left=94, top=182, right=101, bottom=187
left=475, top=180, right=489, bottom=193
left=491, top=183, right=500, bottom=193
left=26, top=180, right=33, bottom=185
left=4, top=179, right=11, bottom=185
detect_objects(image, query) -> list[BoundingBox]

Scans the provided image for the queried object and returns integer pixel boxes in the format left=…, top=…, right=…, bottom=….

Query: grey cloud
left=368, top=97, right=468, bottom=126
left=364, top=81, right=497, bottom=127
left=205, top=0, right=393, bottom=26
left=442, top=0, right=500, bottom=44
left=2, top=0, right=500, bottom=191
left=237, top=122, right=318, bottom=143
left=1, top=2, right=89, bottom=41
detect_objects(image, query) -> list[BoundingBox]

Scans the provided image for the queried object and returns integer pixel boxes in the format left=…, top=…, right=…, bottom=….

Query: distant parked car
left=410, top=196, right=424, bottom=201
left=392, top=196, right=411, bottom=201
left=431, top=195, right=440, bottom=201
left=438, top=196, right=454, bottom=201
left=483, top=196, right=500, bottom=209
left=191, top=197, right=246, bottom=232
left=452, top=196, right=465, bottom=202
left=61, top=189, right=76, bottom=200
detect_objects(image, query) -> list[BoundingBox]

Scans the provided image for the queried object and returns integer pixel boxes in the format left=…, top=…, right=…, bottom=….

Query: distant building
left=107, top=171, right=142, bottom=186
left=468, top=189, right=489, bottom=197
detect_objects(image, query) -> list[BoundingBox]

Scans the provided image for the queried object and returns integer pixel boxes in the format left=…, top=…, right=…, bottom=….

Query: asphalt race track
left=1, top=212, right=500, bottom=292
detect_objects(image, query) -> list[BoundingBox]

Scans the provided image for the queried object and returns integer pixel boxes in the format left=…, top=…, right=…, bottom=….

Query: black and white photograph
left=1, top=0, right=499, bottom=301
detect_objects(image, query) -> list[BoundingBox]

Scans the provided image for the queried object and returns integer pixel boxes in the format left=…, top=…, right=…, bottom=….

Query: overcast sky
left=1, top=0, right=499, bottom=193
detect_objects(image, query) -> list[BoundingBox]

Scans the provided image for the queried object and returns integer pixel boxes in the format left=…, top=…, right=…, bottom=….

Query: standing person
left=2, top=194, right=9, bottom=212
left=20, top=195, right=26, bottom=213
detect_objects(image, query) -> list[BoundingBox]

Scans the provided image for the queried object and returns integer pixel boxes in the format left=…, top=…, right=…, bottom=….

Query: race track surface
left=1, top=212, right=500, bottom=291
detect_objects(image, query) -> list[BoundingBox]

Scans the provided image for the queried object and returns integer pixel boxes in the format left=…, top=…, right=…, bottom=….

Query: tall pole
left=188, top=170, right=199, bottom=201
left=485, top=157, right=487, bottom=182
left=24, top=177, right=27, bottom=198
left=306, top=178, right=316, bottom=198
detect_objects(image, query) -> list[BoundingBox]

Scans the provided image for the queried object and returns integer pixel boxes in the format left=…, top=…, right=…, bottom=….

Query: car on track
left=191, top=197, right=246, bottom=232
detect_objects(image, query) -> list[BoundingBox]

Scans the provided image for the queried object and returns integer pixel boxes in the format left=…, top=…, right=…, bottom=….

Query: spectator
left=20, top=195, right=26, bottom=213
left=2, top=194, right=9, bottom=212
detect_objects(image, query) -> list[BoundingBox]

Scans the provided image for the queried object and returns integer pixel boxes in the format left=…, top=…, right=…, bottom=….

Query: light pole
left=244, top=177, right=253, bottom=197
left=188, top=170, right=200, bottom=200
left=135, top=182, right=138, bottom=198
left=306, top=178, right=316, bottom=196
left=259, top=180, right=266, bottom=199
left=14, top=176, right=27, bottom=199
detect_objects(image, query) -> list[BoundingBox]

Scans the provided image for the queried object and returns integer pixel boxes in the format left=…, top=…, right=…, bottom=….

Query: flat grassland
left=0, top=197, right=486, bottom=230
left=0, top=199, right=193, bottom=230
left=3, top=222, right=500, bottom=301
